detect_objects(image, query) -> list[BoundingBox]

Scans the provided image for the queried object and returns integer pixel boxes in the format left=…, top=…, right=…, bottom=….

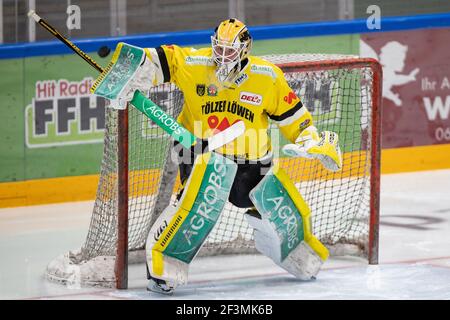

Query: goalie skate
left=147, top=276, right=174, bottom=295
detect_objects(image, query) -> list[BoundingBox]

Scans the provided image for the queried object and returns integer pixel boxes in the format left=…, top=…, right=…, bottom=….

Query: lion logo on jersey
left=196, top=84, right=206, bottom=96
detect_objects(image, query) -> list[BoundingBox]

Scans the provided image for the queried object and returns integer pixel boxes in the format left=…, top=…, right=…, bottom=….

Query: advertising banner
left=0, top=54, right=107, bottom=182
left=361, top=28, right=450, bottom=148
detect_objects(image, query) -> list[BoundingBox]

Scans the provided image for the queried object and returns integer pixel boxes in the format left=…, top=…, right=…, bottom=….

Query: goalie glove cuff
left=294, top=125, right=319, bottom=145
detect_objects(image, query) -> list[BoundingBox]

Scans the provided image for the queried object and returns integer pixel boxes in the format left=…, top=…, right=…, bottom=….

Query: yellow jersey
left=146, top=45, right=313, bottom=160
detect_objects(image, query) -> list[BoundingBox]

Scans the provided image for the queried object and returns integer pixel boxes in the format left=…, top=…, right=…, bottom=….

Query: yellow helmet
left=211, top=18, right=252, bottom=83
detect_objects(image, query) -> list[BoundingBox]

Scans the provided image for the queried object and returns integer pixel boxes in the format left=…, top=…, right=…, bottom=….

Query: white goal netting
left=46, top=54, right=380, bottom=287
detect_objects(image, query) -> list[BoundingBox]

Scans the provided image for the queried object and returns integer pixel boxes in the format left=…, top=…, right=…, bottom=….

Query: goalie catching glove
left=282, top=125, right=342, bottom=172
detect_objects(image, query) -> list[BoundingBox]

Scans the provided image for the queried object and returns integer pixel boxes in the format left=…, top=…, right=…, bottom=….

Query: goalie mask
left=211, top=18, right=252, bottom=84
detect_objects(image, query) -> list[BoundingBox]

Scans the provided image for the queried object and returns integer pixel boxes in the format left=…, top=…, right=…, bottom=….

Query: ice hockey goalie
left=91, top=18, right=342, bottom=295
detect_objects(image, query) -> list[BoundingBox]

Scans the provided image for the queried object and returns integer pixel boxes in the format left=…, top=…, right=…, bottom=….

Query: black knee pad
left=173, top=140, right=272, bottom=209
left=228, top=160, right=272, bottom=208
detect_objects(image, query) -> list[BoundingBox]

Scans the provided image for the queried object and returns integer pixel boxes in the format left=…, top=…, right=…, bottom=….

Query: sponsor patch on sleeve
left=234, top=73, right=248, bottom=86
left=185, top=56, right=215, bottom=66
left=250, top=64, right=277, bottom=79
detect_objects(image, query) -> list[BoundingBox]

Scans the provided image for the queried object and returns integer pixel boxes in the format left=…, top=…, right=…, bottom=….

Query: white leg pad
left=145, top=205, right=188, bottom=289
left=246, top=214, right=282, bottom=261
left=279, top=241, right=324, bottom=280
left=145, top=152, right=239, bottom=289
left=246, top=214, right=324, bottom=281
left=153, top=256, right=189, bottom=289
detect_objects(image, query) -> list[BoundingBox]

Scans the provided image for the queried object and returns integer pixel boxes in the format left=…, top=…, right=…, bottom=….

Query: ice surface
left=1, top=169, right=450, bottom=300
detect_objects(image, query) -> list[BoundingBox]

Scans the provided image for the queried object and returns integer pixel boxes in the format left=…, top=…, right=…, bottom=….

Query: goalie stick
left=27, top=10, right=245, bottom=152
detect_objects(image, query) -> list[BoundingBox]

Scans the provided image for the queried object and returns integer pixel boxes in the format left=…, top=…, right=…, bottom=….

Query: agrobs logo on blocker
left=25, top=77, right=106, bottom=148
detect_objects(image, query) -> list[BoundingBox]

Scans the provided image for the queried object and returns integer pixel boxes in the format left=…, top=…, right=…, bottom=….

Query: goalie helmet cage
left=45, top=54, right=381, bottom=289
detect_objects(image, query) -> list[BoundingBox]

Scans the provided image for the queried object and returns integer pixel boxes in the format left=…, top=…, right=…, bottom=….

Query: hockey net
left=46, top=54, right=381, bottom=288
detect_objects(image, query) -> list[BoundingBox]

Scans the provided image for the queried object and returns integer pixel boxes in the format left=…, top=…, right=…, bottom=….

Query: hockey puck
left=97, top=46, right=111, bottom=58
